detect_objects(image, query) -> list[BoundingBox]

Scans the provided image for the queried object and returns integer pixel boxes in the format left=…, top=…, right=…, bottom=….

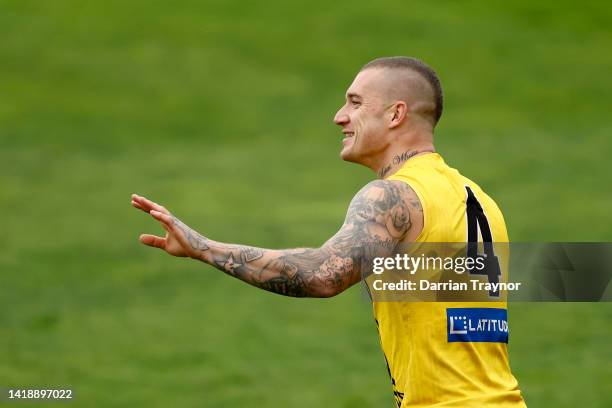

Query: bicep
left=323, top=180, right=419, bottom=283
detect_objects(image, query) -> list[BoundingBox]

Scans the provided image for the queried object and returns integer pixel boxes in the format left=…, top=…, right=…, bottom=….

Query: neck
left=369, top=125, right=436, bottom=179
left=358, top=125, right=436, bottom=179
left=375, top=146, right=435, bottom=179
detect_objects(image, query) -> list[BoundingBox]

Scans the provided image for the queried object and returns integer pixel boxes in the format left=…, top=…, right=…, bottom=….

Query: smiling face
left=333, top=68, right=394, bottom=166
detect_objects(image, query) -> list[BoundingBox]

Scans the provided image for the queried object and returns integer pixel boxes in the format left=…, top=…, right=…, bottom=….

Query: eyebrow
left=346, top=92, right=362, bottom=100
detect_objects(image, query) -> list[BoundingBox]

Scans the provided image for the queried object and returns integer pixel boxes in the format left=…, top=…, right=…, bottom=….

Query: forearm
left=172, top=216, right=354, bottom=297
left=203, top=241, right=357, bottom=297
left=196, top=240, right=320, bottom=297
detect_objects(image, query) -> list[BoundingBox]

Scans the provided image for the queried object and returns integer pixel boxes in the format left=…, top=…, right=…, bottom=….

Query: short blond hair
left=361, top=56, right=443, bottom=124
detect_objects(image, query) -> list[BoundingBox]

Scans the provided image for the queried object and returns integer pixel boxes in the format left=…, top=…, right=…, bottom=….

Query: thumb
left=139, top=234, right=166, bottom=249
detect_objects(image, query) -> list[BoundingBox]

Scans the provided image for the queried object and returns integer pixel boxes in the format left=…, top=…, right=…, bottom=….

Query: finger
left=131, top=195, right=150, bottom=213
left=139, top=233, right=166, bottom=249
left=150, top=209, right=174, bottom=231
left=131, top=200, right=145, bottom=211
left=131, top=194, right=170, bottom=214
left=132, top=194, right=159, bottom=212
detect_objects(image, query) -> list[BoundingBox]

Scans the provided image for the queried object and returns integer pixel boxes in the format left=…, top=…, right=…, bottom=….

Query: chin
left=340, top=134, right=362, bottom=163
left=340, top=148, right=360, bottom=164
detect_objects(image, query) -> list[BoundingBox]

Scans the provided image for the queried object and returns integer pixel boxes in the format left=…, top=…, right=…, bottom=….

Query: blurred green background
left=1, top=1, right=611, bottom=407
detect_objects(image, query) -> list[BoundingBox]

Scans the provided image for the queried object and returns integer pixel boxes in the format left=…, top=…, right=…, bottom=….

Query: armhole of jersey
left=389, top=176, right=428, bottom=243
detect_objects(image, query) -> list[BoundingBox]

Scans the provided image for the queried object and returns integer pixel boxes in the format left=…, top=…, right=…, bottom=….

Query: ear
left=388, top=101, right=408, bottom=129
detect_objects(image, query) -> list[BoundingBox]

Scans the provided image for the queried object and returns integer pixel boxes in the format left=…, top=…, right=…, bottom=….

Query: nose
left=334, top=107, right=349, bottom=126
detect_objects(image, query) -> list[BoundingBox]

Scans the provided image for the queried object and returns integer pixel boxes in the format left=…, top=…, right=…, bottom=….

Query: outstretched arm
left=131, top=180, right=421, bottom=298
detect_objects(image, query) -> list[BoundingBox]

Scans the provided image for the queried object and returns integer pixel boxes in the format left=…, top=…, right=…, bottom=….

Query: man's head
left=334, top=56, right=443, bottom=166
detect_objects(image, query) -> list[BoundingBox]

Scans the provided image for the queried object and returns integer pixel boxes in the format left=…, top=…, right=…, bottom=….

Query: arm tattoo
left=173, top=217, right=210, bottom=251
left=241, top=247, right=264, bottom=262
left=194, top=180, right=419, bottom=298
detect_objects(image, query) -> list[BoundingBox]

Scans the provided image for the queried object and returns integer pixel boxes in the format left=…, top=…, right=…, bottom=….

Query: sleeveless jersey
left=368, top=153, right=526, bottom=407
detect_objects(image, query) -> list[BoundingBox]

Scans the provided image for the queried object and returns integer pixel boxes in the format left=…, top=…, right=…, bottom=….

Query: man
left=131, top=57, right=526, bottom=407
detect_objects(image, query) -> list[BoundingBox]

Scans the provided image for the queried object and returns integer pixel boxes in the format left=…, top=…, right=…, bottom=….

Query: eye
left=350, top=99, right=361, bottom=107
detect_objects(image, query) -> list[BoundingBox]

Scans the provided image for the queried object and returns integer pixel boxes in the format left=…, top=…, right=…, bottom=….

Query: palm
left=163, top=231, right=190, bottom=257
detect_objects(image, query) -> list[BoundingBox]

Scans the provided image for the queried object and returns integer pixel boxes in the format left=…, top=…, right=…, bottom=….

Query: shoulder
left=352, top=179, right=421, bottom=210
left=347, top=179, right=422, bottom=239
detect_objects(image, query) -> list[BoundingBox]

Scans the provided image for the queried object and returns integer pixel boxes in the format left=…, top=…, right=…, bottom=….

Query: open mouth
left=342, top=131, right=355, bottom=142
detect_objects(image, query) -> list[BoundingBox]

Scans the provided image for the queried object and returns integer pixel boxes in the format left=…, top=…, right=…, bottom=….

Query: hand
left=131, top=194, right=209, bottom=259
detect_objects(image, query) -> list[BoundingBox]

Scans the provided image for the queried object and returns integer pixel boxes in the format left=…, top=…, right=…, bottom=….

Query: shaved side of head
left=360, top=57, right=444, bottom=126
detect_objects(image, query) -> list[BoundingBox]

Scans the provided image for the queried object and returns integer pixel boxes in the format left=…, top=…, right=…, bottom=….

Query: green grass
left=1, top=1, right=611, bottom=407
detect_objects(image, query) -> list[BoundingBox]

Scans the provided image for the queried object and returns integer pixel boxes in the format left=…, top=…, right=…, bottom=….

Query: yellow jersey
left=369, top=153, right=526, bottom=407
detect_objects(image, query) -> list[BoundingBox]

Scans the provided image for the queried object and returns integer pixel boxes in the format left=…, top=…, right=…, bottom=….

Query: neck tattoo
left=378, top=149, right=435, bottom=178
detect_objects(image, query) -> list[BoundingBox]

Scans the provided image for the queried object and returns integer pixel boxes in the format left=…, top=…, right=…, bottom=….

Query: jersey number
left=465, top=186, right=501, bottom=297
